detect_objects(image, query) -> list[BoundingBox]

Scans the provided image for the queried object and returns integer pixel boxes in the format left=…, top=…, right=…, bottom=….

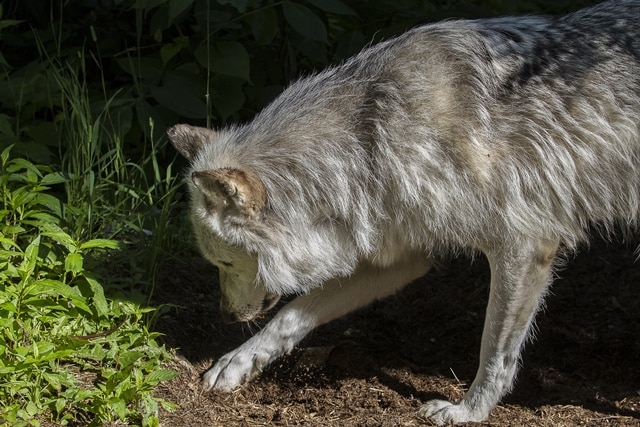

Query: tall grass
left=43, top=46, right=188, bottom=291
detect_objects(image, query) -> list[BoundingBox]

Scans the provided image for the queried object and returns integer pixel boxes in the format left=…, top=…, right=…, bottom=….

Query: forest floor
left=153, top=235, right=640, bottom=426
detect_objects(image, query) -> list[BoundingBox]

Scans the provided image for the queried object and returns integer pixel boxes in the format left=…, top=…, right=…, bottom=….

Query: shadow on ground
left=152, top=235, right=640, bottom=426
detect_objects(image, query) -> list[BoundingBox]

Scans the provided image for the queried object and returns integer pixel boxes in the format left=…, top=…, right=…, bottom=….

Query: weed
left=0, top=150, right=178, bottom=426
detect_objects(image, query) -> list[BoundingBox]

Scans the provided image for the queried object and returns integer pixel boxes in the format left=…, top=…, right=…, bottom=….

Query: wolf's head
left=168, top=124, right=280, bottom=323
left=168, top=122, right=368, bottom=322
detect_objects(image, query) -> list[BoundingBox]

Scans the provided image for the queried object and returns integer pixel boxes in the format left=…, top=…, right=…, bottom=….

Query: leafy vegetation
left=0, top=0, right=597, bottom=425
left=0, top=146, right=178, bottom=426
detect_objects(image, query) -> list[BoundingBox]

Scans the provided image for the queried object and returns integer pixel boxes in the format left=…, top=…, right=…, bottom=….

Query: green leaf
left=0, top=114, right=13, bottom=137
left=33, top=193, right=64, bottom=217
left=8, top=142, right=52, bottom=164
left=145, top=415, right=161, bottom=427
left=54, top=398, right=66, bottom=414
left=1, top=143, right=12, bottom=165
left=7, top=157, right=42, bottom=177
left=1, top=301, right=17, bottom=313
left=168, top=0, right=194, bottom=25
left=40, top=230, right=77, bottom=252
left=26, top=211, right=62, bottom=225
left=212, top=77, right=245, bottom=120
left=214, top=41, right=251, bottom=82
left=150, top=86, right=207, bottom=119
left=84, top=274, right=109, bottom=316
left=9, top=187, right=38, bottom=210
left=283, top=2, right=327, bottom=43
left=297, top=38, right=327, bottom=64
left=144, top=369, right=179, bottom=386
left=25, top=400, right=39, bottom=417
left=216, top=0, right=248, bottom=12
left=19, top=235, right=40, bottom=278
left=160, top=400, right=180, bottom=411
left=306, top=0, right=357, bottom=15
left=1, top=224, right=25, bottom=235
left=35, top=340, right=55, bottom=356
left=79, top=239, right=121, bottom=250
left=0, top=19, right=24, bottom=31
left=119, top=351, right=145, bottom=369
left=151, top=69, right=207, bottom=119
left=133, top=0, right=165, bottom=13
left=30, top=279, right=92, bottom=315
left=109, top=397, right=127, bottom=420
left=30, top=279, right=75, bottom=297
left=26, top=348, right=74, bottom=363
left=196, top=41, right=251, bottom=82
left=40, top=171, right=75, bottom=186
left=65, top=252, right=83, bottom=275
left=336, top=30, right=366, bottom=59
left=0, top=365, right=15, bottom=374
left=160, top=36, right=189, bottom=65
left=117, top=57, right=164, bottom=84
left=248, top=7, right=278, bottom=45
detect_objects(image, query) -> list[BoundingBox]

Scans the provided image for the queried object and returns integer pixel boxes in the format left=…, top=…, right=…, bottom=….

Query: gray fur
left=168, top=1, right=640, bottom=424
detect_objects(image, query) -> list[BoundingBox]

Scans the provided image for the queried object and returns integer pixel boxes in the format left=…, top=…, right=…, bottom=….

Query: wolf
left=167, top=0, right=640, bottom=424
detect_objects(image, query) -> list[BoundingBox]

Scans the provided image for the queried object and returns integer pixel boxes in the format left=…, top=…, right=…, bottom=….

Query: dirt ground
left=153, top=234, right=640, bottom=426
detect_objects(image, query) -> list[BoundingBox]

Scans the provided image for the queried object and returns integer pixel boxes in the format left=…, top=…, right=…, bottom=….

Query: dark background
left=1, top=0, right=600, bottom=165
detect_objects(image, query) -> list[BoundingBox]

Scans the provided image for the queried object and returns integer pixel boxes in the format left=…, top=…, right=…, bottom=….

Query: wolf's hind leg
left=203, top=253, right=432, bottom=392
left=419, top=239, right=558, bottom=425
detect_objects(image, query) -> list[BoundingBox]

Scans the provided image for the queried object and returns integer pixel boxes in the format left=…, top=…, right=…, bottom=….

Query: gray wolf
left=167, top=0, right=640, bottom=423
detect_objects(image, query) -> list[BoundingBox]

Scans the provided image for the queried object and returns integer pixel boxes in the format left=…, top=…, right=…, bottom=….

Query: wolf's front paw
left=418, top=399, right=487, bottom=425
left=202, top=347, right=269, bottom=392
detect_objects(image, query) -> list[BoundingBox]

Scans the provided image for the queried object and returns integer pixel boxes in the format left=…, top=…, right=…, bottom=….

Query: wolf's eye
left=219, top=261, right=233, bottom=267
left=204, top=197, right=217, bottom=213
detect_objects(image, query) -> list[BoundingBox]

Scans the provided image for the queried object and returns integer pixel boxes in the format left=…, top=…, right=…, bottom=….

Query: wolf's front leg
left=203, top=254, right=432, bottom=392
left=419, top=239, right=558, bottom=425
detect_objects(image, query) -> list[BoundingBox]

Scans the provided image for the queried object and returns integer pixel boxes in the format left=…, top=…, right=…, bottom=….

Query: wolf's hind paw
left=418, top=399, right=487, bottom=425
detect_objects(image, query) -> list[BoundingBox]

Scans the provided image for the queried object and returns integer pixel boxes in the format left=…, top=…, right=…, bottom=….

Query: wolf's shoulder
left=387, top=0, right=640, bottom=94
left=402, top=0, right=640, bottom=54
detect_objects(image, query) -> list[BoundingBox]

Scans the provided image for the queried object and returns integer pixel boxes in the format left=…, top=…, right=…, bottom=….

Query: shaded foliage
left=1, top=0, right=598, bottom=163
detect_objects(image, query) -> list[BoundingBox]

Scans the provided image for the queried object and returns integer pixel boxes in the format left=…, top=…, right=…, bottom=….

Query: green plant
left=0, top=148, right=178, bottom=426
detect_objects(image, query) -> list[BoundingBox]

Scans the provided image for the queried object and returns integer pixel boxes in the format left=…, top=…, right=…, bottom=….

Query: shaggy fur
left=168, top=1, right=640, bottom=424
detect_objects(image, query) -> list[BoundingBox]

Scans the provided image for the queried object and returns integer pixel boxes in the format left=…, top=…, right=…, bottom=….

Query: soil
left=153, top=235, right=640, bottom=426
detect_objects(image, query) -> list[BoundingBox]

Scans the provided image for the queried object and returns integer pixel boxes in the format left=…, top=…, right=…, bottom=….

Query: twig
left=70, top=315, right=129, bottom=340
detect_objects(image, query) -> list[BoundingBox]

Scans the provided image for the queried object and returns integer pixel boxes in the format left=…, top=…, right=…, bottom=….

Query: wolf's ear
left=167, top=124, right=215, bottom=161
left=192, top=168, right=267, bottom=216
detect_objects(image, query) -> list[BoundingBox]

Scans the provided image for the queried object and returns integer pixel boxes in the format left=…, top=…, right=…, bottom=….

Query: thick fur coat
left=168, top=1, right=640, bottom=424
